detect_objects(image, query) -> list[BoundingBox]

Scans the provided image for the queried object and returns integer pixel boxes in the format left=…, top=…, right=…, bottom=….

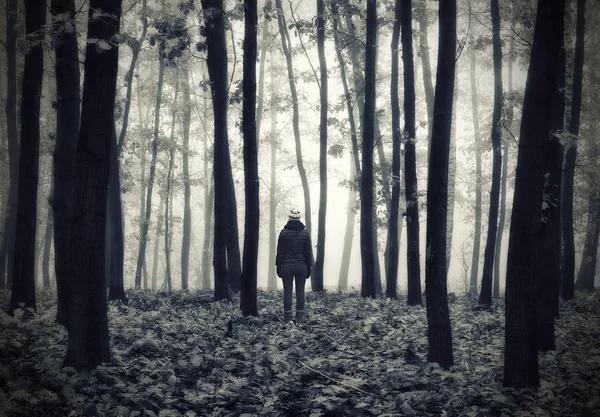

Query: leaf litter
left=0, top=289, right=599, bottom=416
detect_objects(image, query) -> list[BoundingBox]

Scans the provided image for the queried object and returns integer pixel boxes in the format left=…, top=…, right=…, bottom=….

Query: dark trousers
left=281, top=262, right=307, bottom=320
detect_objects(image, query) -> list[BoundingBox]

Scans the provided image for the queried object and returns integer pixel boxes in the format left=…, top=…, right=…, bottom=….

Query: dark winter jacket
left=276, top=220, right=313, bottom=269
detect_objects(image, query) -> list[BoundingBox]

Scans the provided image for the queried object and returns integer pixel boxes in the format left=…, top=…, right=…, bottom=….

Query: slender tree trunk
left=1, top=0, right=19, bottom=290
left=202, top=0, right=233, bottom=302
left=360, top=0, right=377, bottom=299
left=42, top=200, right=53, bottom=289
left=164, top=146, right=174, bottom=292
left=64, top=0, right=121, bottom=369
left=469, top=47, right=482, bottom=296
left=8, top=0, right=47, bottom=314
left=151, top=192, right=165, bottom=291
left=339, top=159, right=357, bottom=292
left=400, top=0, right=422, bottom=306
left=447, top=73, right=458, bottom=276
left=478, top=0, right=503, bottom=308
left=313, top=0, right=328, bottom=292
left=561, top=0, right=585, bottom=301
left=255, top=2, right=270, bottom=140
left=386, top=1, right=402, bottom=299
left=575, top=189, right=600, bottom=292
left=107, top=128, right=126, bottom=302
left=201, top=185, right=214, bottom=290
left=135, top=56, right=164, bottom=290
left=275, top=0, right=312, bottom=238
left=416, top=0, right=434, bottom=154
left=425, top=0, right=456, bottom=370
left=267, top=48, right=279, bottom=291
left=503, top=0, right=564, bottom=390
left=181, top=67, right=192, bottom=291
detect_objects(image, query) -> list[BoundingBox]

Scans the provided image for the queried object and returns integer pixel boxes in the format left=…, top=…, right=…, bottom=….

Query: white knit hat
left=288, top=208, right=301, bottom=220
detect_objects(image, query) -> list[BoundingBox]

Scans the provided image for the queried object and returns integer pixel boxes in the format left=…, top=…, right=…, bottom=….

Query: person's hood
left=284, top=219, right=305, bottom=230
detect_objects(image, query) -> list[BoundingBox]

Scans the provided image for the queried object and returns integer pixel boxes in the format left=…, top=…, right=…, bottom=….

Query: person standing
left=276, top=208, right=313, bottom=322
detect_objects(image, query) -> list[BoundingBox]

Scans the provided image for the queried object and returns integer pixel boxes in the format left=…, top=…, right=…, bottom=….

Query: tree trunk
left=425, top=0, right=456, bottom=370
left=267, top=48, right=279, bottom=291
left=339, top=159, right=357, bottom=292
left=135, top=55, right=164, bottom=290
left=447, top=73, right=458, bottom=276
left=503, top=0, right=564, bottom=390
left=360, top=0, right=377, bottom=299
left=561, top=0, right=585, bottom=301
left=151, top=192, right=165, bottom=291
left=42, top=200, right=53, bottom=289
left=1, top=0, right=19, bottom=290
left=416, top=0, right=434, bottom=154
left=201, top=185, right=214, bottom=290
left=240, top=0, right=259, bottom=316
left=181, top=67, right=192, bottom=291
left=164, top=146, right=174, bottom=292
left=202, top=0, right=233, bottom=302
left=255, top=2, right=270, bottom=140
left=8, top=0, right=46, bottom=314
left=275, top=0, right=313, bottom=239
left=400, top=0, right=422, bottom=306
left=136, top=83, right=149, bottom=289
left=386, top=1, right=402, bottom=299
left=477, top=0, right=503, bottom=308
left=64, top=0, right=121, bottom=369
left=312, top=0, right=328, bottom=292
left=575, top=189, right=600, bottom=292
left=469, top=47, right=482, bottom=296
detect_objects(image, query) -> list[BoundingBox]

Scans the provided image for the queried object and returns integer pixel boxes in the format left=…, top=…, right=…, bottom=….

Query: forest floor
left=0, top=289, right=599, bottom=417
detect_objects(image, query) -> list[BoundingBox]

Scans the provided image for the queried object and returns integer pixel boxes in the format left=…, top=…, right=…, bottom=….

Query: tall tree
left=425, top=0, right=456, bottom=369
left=107, top=128, right=126, bottom=302
left=64, top=0, right=122, bottom=369
left=181, top=65, right=192, bottom=291
left=0, top=0, right=19, bottom=290
left=41, top=201, right=53, bottom=289
left=267, top=47, right=279, bottom=291
left=504, top=0, right=564, bottom=390
left=478, top=0, right=503, bottom=307
left=386, top=0, right=402, bottom=299
left=151, top=192, right=165, bottom=291
left=275, top=0, right=312, bottom=237
left=561, top=0, right=585, bottom=301
left=402, top=0, right=422, bottom=306
left=7, top=0, right=47, bottom=314
left=201, top=0, right=233, bottom=302
left=241, top=0, right=259, bottom=317
left=49, top=0, right=81, bottom=325
left=469, top=46, right=482, bottom=296
left=360, top=0, right=377, bottom=298
left=416, top=0, right=434, bottom=154
left=312, top=0, right=328, bottom=292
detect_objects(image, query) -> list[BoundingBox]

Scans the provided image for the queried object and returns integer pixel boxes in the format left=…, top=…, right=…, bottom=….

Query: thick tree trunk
left=202, top=0, right=233, bottom=302
left=275, top=0, right=312, bottom=238
left=8, top=0, right=47, bottom=314
left=425, top=0, right=456, bottom=370
left=181, top=67, right=192, bottom=291
left=386, top=1, right=402, bottom=299
left=64, top=0, right=121, bottom=369
left=478, top=0, right=503, bottom=308
left=240, top=0, right=259, bottom=316
left=469, top=47, right=482, bottom=296
left=503, top=0, right=564, bottom=390
left=313, top=0, right=328, bottom=293
left=135, top=56, right=164, bottom=290
left=400, top=0, right=422, bottom=306
left=575, top=189, right=600, bottom=292
left=267, top=50, right=279, bottom=291
left=561, top=0, right=585, bottom=301
left=1, top=0, right=19, bottom=290
left=360, top=0, right=377, bottom=299
left=151, top=192, right=165, bottom=291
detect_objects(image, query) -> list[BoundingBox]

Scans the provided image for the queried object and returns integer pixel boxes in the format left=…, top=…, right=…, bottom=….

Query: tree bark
left=575, top=189, right=600, bottom=293
left=386, top=1, right=402, bottom=299
left=478, top=0, right=503, bottom=308
left=64, top=0, right=121, bottom=369
left=400, top=0, right=422, bottom=306
left=107, top=128, right=126, bottom=302
left=8, top=0, right=47, bottom=314
left=42, top=199, right=53, bottom=289
left=503, top=0, right=564, bottom=390
left=181, top=66, right=192, bottom=291
left=202, top=0, right=233, bottom=302
left=360, top=0, right=377, bottom=299
left=275, top=0, right=312, bottom=239
left=151, top=192, right=165, bottom=291
left=267, top=48, right=279, bottom=291
left=425, top=0, right=456, bottom=370
left=313, top=0, right=328, bottom=293
left=240, top=0, right=259, bottom=316
left=416, top=0, right=434, bottom=155
left=164, top=81, right=179, bottom=293
left=339, top=159, right=357, bottom=292
left=561, top=0, right=585, bottom=301
left=0, top=0, right=19, bottom=290
left=135, top=54, right=164, bottom=290
left=201, top=185, right=214, bottom=290
left=469, top=47, right=482, bottom=297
